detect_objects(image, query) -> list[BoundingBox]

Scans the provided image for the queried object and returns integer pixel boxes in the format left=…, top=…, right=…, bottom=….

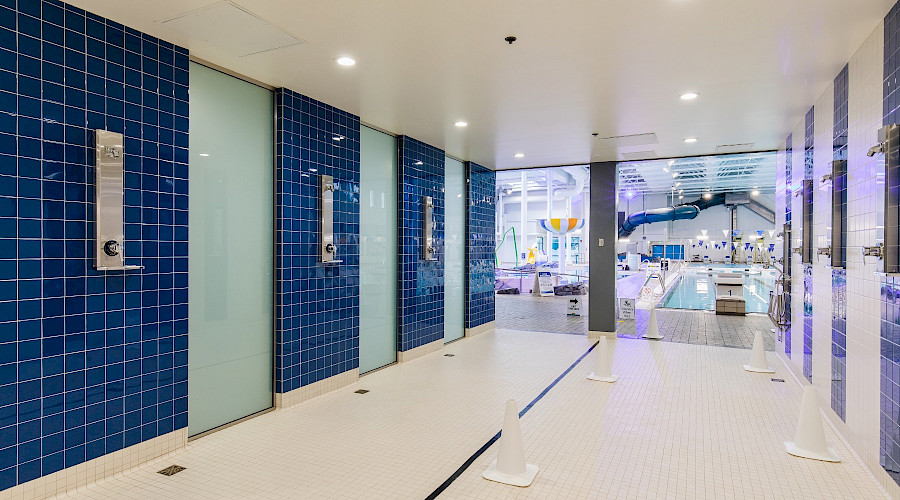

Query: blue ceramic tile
left=884, top=11, right=900, bottom=486
left=784, top=133, right=793, bottom=358
left=0, top=0, right=189, bottom=489
left=466, top=163, right=495, bottom=329
left=397, top=136, right=445, bottom=352
left=274, top=89, right=360, bottom=393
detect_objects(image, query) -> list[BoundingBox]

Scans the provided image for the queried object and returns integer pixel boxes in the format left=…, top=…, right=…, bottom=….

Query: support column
left=589, top=161, right=618, bottom=337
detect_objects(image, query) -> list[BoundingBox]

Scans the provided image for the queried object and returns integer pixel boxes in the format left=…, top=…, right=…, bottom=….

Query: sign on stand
left=567, top=297, right=583, bottom=316
left=537, top=271, right=554, bottom=296
left=619, top=298, right=635, bottom=320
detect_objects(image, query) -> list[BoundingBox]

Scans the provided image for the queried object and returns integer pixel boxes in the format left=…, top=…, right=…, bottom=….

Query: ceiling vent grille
left=594, top=133, right=659, bottom=148
left=715, top=143, right=755, bottom=154
left=621, top=151, right=656, bottom=161
left=160, top=1, right=305, bottom=57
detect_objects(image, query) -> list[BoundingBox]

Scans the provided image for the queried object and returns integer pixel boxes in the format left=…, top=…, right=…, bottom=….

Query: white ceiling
left=67, top=0, right=896, bottom=170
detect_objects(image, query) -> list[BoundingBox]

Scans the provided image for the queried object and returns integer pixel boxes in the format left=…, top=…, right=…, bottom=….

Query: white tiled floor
left=55, top=329, right=886, bottom=500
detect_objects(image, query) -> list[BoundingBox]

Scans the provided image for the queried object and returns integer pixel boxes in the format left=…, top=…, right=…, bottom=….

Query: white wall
left=496, top=191, right=588, bottom=266
left=777, top=22, right=896, bottom=497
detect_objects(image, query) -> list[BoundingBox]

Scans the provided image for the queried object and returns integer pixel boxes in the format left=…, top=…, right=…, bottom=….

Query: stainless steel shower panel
left=320, top=174, right=340, bottom=263
left=423, top=195, right=436, bottom=260
left=884, top=125, right=900, bottom=273
left=94, top=129, right=141, bottom=271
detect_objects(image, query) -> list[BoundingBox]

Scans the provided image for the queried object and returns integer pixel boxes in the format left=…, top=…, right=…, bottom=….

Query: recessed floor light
left=336, top=56, right=356, bottom=66
left=454, top=121, right=468, bottom=127
left=513, top=153, right=526, bottom=158
left=680, top=92, right=700, bottom=100
left=684, top=137, right=698, bottom=143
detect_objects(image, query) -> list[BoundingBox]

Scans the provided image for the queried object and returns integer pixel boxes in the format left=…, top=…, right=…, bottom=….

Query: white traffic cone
left=588, top=336, right=618, bottom=382
left=744, top=331, right=775, bottom=373
left=784, top=386, right=840, bottom=462
left=643, top=307, right=663, bottom=339
left=483, top=399, right=539, bottom=487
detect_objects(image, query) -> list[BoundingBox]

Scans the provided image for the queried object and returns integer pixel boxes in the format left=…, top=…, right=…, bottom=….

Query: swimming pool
left=660, top=270, right=774, bottom=313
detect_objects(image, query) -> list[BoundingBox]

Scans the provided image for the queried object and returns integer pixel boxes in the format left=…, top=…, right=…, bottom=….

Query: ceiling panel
left=66, top=0, right=896, bottom=170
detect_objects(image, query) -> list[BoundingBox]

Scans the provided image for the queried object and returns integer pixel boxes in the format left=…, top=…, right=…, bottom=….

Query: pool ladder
left=767, top=269, right=789, bottom=329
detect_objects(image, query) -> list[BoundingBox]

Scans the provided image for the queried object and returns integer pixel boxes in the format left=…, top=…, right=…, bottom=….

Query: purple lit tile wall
left=883, top=2, right=900, bottom=484
left=832, top=64, right=848, bottom=421
left=784, top=133, right=792, bottom=358
left=803, top=107, right=814, bottom=382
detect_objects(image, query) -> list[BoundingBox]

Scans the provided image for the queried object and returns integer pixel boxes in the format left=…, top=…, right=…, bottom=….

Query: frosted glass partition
left=444, top=157, right=465, bottom=342
left=188, top=63, right=274, bottom=435
left=359, top=127, right=398, bottom=373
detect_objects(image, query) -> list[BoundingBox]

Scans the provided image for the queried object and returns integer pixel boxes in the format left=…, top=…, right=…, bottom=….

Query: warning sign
left=568, top=298, right=583, bottom=316
left=619, top=298, right=635, bottom=320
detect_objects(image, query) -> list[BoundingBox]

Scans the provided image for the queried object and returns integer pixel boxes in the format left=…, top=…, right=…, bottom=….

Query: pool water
left=660, top=271, right=774, bottom=313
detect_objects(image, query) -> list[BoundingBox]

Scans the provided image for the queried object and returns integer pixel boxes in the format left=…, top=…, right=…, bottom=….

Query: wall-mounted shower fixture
left=879, top=125, right=899, bottom=272
left=832, top=160, right=847, bottom=268
left=863, top=243, right=884, bottom=259
left=423, top=196, right=436, bottom=260
left=801, top=179, right=813, bottom=264
left=93, top=130, right=142, bottom=271
left=817, top=246, right=832, bottom=262
left=320, top=174, right=341, bottom=264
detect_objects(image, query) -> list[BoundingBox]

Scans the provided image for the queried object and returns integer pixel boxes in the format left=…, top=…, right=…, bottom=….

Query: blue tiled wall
left=784, top=133, right=792, bottom=358
left=831, top=269, right=846, bottom=420
left=0, top=0, right=189, bottom=490
left=832, top=65, right=848, bottom=421
left=884, top=3, right=900, bottom=484
left=803, top=107, right=814, bottom=383
left=881, top=278, right=900, bottom=483
left=465, top=162, right=494, bottom=329
left=274, top=89, right=360, bottom=392
left=397, top=137, right=444, bottom=351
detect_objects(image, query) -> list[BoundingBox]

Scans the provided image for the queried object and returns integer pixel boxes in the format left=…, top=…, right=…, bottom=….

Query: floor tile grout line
left=773, top=350, right=893, bottom=500
left=424, top=340, right=599, bottom=500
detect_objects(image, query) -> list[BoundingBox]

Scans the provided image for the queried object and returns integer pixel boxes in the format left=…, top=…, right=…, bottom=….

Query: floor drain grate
left=157, top=465, right=186, bottom=476
left=444, top=354, right=455, bottom=357
left=354, top=389, right=369, bottom=394
left=770, top=378, right=785, bottom=383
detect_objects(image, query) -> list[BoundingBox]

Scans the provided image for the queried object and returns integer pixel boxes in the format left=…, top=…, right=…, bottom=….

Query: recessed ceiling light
left=751, top=189, right=760, bottom=196
left=199, top=153, right=209, bottom=157
left=703, top=192, right=712, bottom=199
left=680, top=92, right=700, bottom=101
left=336, top=56, right=356, bottom=66
left=513, top=153, right=526, bottom=158
left=684, top=137, right=698, bottom=143
left=454, top=121, right=468, bottom=127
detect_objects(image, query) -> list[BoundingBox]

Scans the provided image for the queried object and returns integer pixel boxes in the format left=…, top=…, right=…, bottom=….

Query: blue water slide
left=619, top=205, right=700, bottom=238
left=618, top=193, right=727, bottom=238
